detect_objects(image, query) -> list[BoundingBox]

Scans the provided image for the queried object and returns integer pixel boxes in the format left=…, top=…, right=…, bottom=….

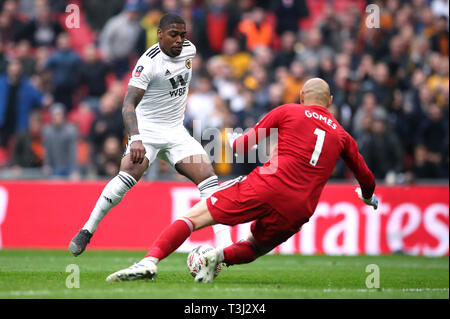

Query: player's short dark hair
left=159, top=13, right=185, bottom=29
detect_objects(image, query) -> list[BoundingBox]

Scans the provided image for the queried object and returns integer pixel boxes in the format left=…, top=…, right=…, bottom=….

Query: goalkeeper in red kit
left=106, top=78, right=379, bottom=283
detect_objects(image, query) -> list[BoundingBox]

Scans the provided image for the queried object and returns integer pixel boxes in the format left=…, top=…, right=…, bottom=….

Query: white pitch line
left=0, top=287, right=448, bottom=298
left=7, top=289, right=51, bottom=296
left=321, top=288, right=449, bottom=293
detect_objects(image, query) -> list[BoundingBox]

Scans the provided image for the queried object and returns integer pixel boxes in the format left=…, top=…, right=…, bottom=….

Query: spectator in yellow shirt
left=282, top=60, right=306, bottom=104
left=219, top=38, right=251, bottom=79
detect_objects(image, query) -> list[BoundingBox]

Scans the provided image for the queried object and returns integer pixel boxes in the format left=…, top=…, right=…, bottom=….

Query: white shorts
left=124, top=124, right=207, bottom=166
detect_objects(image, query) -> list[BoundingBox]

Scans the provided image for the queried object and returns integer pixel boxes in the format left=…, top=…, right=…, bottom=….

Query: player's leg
left=220, top=214, right=302, bottom=266
left=69, top=154, right=150, bottom=256
left=174, top=154, right=233, bottom=248
left=106, top=199, right=217, bottom=281
left=106, top=175, right=259, bottom=282
left=218, top=235, right=276, bottom=266
left=144, top=199, right=216, bottom=262
left=82, top=154, right=149, bottom=233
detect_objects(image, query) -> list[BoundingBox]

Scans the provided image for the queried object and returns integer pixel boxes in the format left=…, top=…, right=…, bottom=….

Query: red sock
left=146, top=218, right=194, bottom=260
left=223, top=240, right=257, bottom=265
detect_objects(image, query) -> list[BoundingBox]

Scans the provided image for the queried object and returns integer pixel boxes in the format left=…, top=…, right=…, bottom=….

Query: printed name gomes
left=305, top=110, right=337, bottom=130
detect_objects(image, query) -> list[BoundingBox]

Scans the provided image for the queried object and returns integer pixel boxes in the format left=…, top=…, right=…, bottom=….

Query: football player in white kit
left=69, top=13, right=232, bottom=256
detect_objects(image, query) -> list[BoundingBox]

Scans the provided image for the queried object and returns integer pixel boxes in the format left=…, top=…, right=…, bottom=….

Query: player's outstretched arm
left=122, top=85, right=146, bottom=164
left=227, top=128, right=263, bottom=155
left=228, top=106, right=284, bottom=155
left=341, top=132, right=377, bottom=209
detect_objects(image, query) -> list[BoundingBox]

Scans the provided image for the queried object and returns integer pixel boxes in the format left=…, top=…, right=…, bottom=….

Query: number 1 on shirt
left=310, top=128, right=325, bottom=166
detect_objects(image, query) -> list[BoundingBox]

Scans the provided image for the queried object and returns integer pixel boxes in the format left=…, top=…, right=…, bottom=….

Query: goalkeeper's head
left=300, top=78, right=333, bottom=109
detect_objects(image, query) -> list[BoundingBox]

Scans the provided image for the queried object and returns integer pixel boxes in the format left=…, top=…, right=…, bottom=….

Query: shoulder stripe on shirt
left=146, top=47, right=157, bottom=55
left=149, top=49, right=160, bottom=58
left=146, top=46, right=159, bottom=57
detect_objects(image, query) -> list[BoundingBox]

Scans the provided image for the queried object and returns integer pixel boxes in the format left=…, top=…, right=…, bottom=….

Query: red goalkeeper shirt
left=233, top=104, right=375, bottom=227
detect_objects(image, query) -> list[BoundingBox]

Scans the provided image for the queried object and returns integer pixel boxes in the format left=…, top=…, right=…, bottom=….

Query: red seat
left=0, top=147, right=9, bottom=166
left=300, top=0, right=366, bottom=30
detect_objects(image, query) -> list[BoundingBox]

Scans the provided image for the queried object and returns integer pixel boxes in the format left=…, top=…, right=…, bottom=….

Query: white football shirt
left=128, top=40, right=195, bottom=128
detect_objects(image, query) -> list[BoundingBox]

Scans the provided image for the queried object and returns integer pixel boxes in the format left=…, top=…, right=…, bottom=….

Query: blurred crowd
left=0, top=0, right=448, bottom=184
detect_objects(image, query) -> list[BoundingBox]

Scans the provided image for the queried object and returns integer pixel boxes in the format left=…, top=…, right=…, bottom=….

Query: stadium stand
left=0, top=0, right=448, bottom=185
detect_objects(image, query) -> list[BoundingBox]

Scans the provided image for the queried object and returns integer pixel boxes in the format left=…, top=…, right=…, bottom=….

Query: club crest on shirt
left=185, top=59, right=191, bottom=69
left=134, top=65, right=144, bottom=77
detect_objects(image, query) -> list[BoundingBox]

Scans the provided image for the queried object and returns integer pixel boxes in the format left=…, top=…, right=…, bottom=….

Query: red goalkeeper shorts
left=206, top=176, right=303, bottom=248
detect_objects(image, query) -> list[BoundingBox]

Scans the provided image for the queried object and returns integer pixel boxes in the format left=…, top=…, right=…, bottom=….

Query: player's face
left=158, top=24, right=186, bottom=57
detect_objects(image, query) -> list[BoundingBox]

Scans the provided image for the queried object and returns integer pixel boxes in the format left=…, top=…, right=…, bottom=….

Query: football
left=187, top=244, right=222, bottom=278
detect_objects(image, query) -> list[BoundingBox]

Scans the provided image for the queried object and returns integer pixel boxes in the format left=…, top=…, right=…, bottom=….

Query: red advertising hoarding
left=0, top=181, right=448, bottom=256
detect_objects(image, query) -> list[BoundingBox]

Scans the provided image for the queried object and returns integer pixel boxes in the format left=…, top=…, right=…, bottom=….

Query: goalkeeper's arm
left=226, top=130, right=258, bottom=156
left=227, top=107, right=283, bottom=155
left=340, top=131, right=377, bottom=209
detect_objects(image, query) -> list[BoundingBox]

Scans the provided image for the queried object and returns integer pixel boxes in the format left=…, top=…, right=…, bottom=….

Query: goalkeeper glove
left=355, top=187, right=379, bottom=210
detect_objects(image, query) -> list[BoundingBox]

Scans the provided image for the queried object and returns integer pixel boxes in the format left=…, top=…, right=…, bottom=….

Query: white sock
left=140, top=257, right=159, bottom=265
left=83, top=171, right=137, bottom=234
left=217, top=247, right=225, bottom=263
left=212, top=224, right=233, bottom=248
left=198, top=176, right=233, bottom=248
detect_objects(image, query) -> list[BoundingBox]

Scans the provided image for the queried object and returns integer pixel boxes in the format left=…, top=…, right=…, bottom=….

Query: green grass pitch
left=0, top=250, right=448, bottom=299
